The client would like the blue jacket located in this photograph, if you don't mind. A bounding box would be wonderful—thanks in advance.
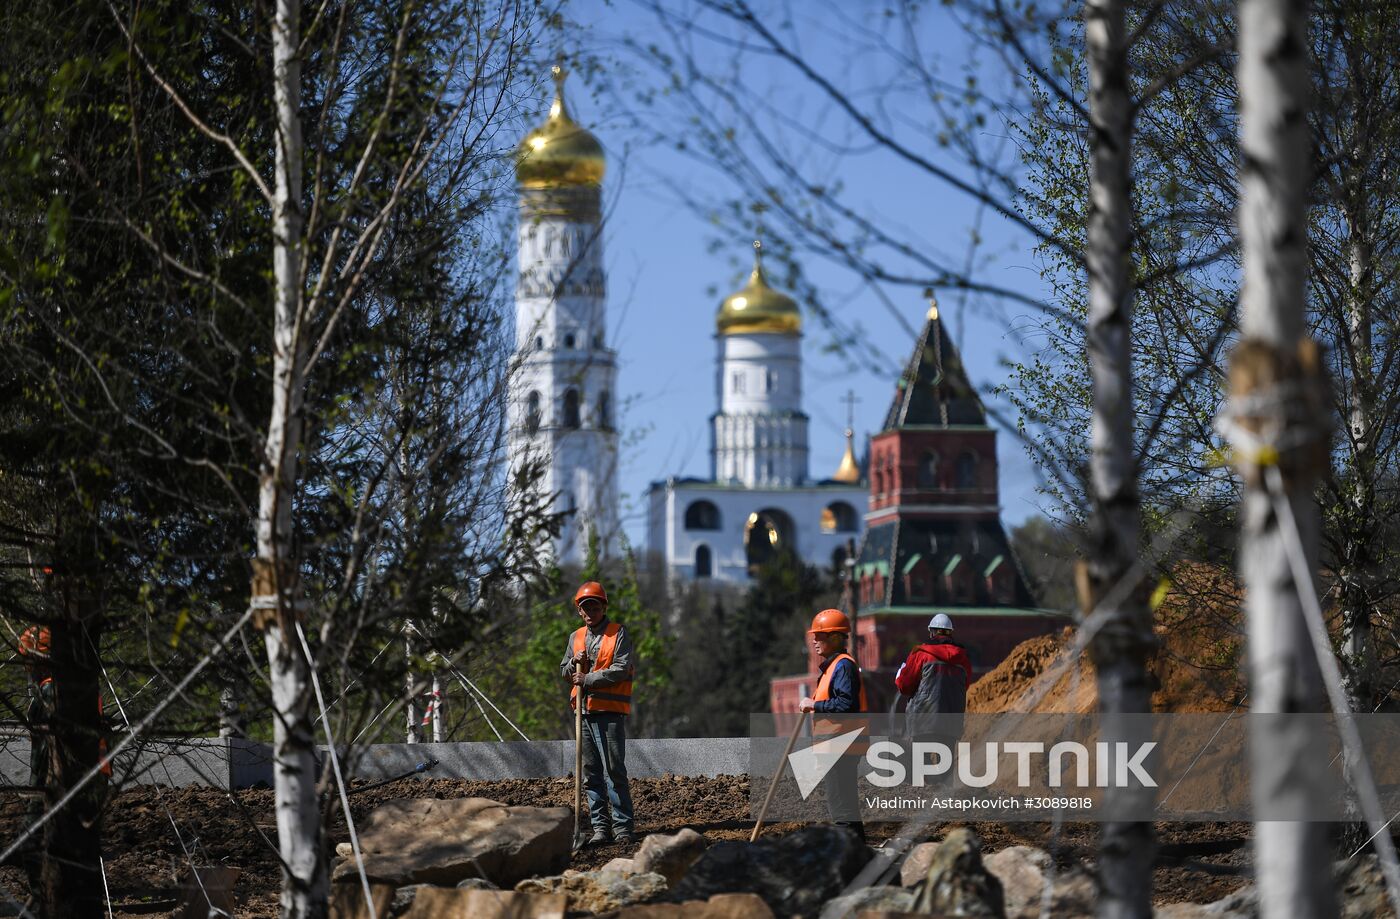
[813,655,862,714]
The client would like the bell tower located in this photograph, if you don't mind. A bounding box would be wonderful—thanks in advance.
[711,241,810,487]
[508,68,619,563]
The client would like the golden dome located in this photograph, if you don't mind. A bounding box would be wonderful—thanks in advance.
[832,429,861,483]
[716,241,801,335]
[516,67,606,189]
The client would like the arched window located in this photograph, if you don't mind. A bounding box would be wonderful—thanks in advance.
[765,369,776,393]
[526,391,541,435]
[745,508,794,572]
[956,451,978,489]
[593,332,604,348]
[597,390,611,430]
[820,501,858,533]
[564,332,576,349]
[563,389,581,429]
[684,500,721,531]
[918,451,940,489]
[534,335,544,351]
[694,545,713,579]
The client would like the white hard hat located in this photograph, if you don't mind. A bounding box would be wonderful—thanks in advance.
[927,613,954,631]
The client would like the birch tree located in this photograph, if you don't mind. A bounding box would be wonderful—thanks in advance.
[0,0,561,913]
[1231,0,1334,915]
[1080,2,1156,915]
[252,1,324,911]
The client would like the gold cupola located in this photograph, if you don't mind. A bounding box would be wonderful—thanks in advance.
[516,66,606,189]
[832,428,861,483]
[716,241,802,335]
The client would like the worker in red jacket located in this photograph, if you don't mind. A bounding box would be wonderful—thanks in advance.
[895,613,972,748]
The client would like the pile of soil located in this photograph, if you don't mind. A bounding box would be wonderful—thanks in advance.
[1,774,1252,917]
[970,563,1246,714]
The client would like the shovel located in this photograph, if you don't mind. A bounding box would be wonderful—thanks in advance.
[750,710,809,842]
[572,658,587,853]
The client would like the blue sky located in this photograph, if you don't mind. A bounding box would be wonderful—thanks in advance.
[553,0,1062,545]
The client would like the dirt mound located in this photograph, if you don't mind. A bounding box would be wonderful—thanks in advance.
[969,564,1245,714]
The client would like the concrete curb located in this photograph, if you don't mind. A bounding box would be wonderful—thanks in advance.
[0,735,751,790]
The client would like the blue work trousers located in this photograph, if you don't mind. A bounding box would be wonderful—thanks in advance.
[581,712,634,834]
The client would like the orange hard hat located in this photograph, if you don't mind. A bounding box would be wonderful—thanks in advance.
[574,581,608,608]
[808,609,850,634]
[18,626,51,659]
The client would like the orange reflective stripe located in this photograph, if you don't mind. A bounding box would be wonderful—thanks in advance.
[570,623,633,715]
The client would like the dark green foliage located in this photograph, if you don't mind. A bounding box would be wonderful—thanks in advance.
[662,549,831,738]
[0,0,561,908]
[487,528,674,741]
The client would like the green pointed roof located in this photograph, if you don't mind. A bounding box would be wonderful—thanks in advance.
[882,297,987,430]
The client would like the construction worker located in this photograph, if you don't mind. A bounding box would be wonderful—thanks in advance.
[560,581,636,846]
[17,625,112,793]
[895,613,972,754]
[798,608,868,843]
[19,626,55,796]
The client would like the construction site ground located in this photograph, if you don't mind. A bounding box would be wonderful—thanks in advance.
[0,596,1287,916]
[0,775,1254,917]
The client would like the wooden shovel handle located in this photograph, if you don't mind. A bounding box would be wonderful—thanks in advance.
[750,711,809,842]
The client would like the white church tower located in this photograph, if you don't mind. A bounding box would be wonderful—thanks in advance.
[712,242,809,486]
[647,242,865,583]
[509,67,618,564]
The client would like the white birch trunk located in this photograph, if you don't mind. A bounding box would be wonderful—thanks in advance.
[431,673,444,743]
[1083,2,1155,916]
[258,1,325,915]
[1341,222,1375,714]
[1236,1,1334,916]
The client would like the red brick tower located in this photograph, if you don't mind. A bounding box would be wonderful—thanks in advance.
[770,299,1067,714]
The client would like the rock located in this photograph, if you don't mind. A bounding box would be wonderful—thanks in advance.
[984,846,1094,918]
[604,857,641,876]
[861,847,901,883]
[337,842,355,860]
[667,825,872,918]
[817,885,916,919]
[389,885,431,918]
[633,829,709,884]
[911,828,1005,918]
[1153,888,1257,919]
[401,887,566,919]
[174,866,240,919]
[331,797,572,889]
[1337,854,1389,919]
[596,892,776,918]
[456,877,501,890]
[898,842,940,887]
[516,869,669,913]
[328,881,394,919]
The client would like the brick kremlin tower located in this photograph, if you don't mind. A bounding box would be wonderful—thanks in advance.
[771,297,1067,713]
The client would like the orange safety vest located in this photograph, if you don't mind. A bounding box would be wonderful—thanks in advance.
[570,622,633,715]
[37,677,112,777]
[812,652,868,739]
